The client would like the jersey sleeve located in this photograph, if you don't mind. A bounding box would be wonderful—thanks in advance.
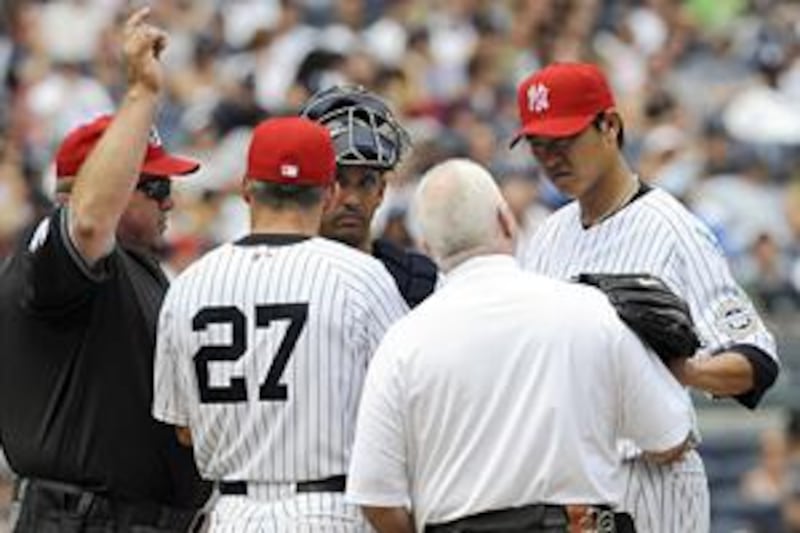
[21,207,112,312]
[615,322,693,452]
[675,217,779,408]
[346,326,410,507]
[152,286,192,427]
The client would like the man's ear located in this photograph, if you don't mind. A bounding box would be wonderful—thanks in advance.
[419,238,433,258]
[322,181,341,212]
[241,180,252,204]
[497,203,517,242]
[601,111,620,143]
[377,170,390,200]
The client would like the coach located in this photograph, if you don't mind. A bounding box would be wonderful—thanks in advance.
[346,159,693,533]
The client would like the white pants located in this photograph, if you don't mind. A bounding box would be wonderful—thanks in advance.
[621,449,710,533]
[208,492,372,533]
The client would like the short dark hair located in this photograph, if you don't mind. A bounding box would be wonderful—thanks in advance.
[246,181,325,209]
[593,112,625,148]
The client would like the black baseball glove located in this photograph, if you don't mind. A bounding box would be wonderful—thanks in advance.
[577,272,701,363]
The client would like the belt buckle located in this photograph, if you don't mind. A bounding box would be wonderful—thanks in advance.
[594,508,615,533]
[566,505,615,533]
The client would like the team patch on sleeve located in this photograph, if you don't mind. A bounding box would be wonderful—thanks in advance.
[714,297,758,339]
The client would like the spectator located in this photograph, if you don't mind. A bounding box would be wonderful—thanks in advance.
[741,428,789,505]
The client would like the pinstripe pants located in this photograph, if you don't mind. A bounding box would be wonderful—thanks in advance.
[621,450,709,533]
[207,493,373,533]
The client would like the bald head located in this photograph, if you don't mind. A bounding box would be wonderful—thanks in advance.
[414,159,516,271]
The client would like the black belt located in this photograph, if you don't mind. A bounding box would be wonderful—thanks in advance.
[16,478,197,530]
[218,474,347,495]
[425,504,570,533]
[425,503,634,533]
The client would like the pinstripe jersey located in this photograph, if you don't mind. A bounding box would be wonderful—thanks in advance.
[522,186,776,371]
[152,234,409,483]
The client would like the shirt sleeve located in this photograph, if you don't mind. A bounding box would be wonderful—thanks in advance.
[22,207,111,313]
[152,286,191,426]
[347,326,410,507]
[675,217,779,407]
[615,323,693,452]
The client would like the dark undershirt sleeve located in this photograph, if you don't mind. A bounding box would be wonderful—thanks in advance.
[721,344,780,409]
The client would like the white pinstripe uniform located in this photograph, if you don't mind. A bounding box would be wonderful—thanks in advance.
[522,185,778,533]
[153,235,408,532]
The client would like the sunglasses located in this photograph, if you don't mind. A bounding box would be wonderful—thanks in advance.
[136,179,171,203]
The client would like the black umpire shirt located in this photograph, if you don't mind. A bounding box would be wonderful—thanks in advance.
[0,207,203,508]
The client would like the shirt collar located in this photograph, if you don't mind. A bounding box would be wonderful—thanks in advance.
[443,254,518,286]
[234,234,311,247]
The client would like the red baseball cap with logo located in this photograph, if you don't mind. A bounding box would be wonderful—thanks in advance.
[55,115,200,179]
[510,62,615,147]
[246,117,336,186]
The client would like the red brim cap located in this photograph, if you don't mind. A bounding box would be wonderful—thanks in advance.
[509,113,596,148]
[510,62,616,149]
[141,145,200,177]
[55,115,201,179]
[246,117,336,186]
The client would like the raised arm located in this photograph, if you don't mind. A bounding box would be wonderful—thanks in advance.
[68,7,167,265]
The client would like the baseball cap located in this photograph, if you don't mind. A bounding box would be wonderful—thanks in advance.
[55,115,200,179]
[246,117,336,186]
[510,62,615,147]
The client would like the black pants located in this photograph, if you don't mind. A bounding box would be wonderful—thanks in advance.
[13,479,199,533]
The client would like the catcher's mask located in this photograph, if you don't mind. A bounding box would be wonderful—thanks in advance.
[300,85,411,170]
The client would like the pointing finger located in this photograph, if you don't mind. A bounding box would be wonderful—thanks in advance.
[125,6,151,31]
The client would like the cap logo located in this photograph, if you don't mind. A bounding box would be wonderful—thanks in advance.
[148,127,163,147]
[280,164,299,178]
[527,82,550,114]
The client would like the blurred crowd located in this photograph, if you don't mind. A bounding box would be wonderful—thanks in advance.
[737,412,800,532]
[2,1,800,530]
[1,0,800,316]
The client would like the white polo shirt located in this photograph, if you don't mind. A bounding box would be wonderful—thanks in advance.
[347,255,692,530]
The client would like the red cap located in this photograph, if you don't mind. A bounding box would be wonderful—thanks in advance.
[510,62,615,147]
[246,117,336,186]
[55,115,200,179]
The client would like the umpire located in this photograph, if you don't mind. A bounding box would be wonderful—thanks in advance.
[300,85,437,307]
[0,9,206,532]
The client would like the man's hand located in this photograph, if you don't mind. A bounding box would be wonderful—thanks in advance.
[361,506,414,533]
[669,351,755,396]
[176,426,193,447]
[667,357,694,386]
[642,435,693,465]
[122,7,168,94]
